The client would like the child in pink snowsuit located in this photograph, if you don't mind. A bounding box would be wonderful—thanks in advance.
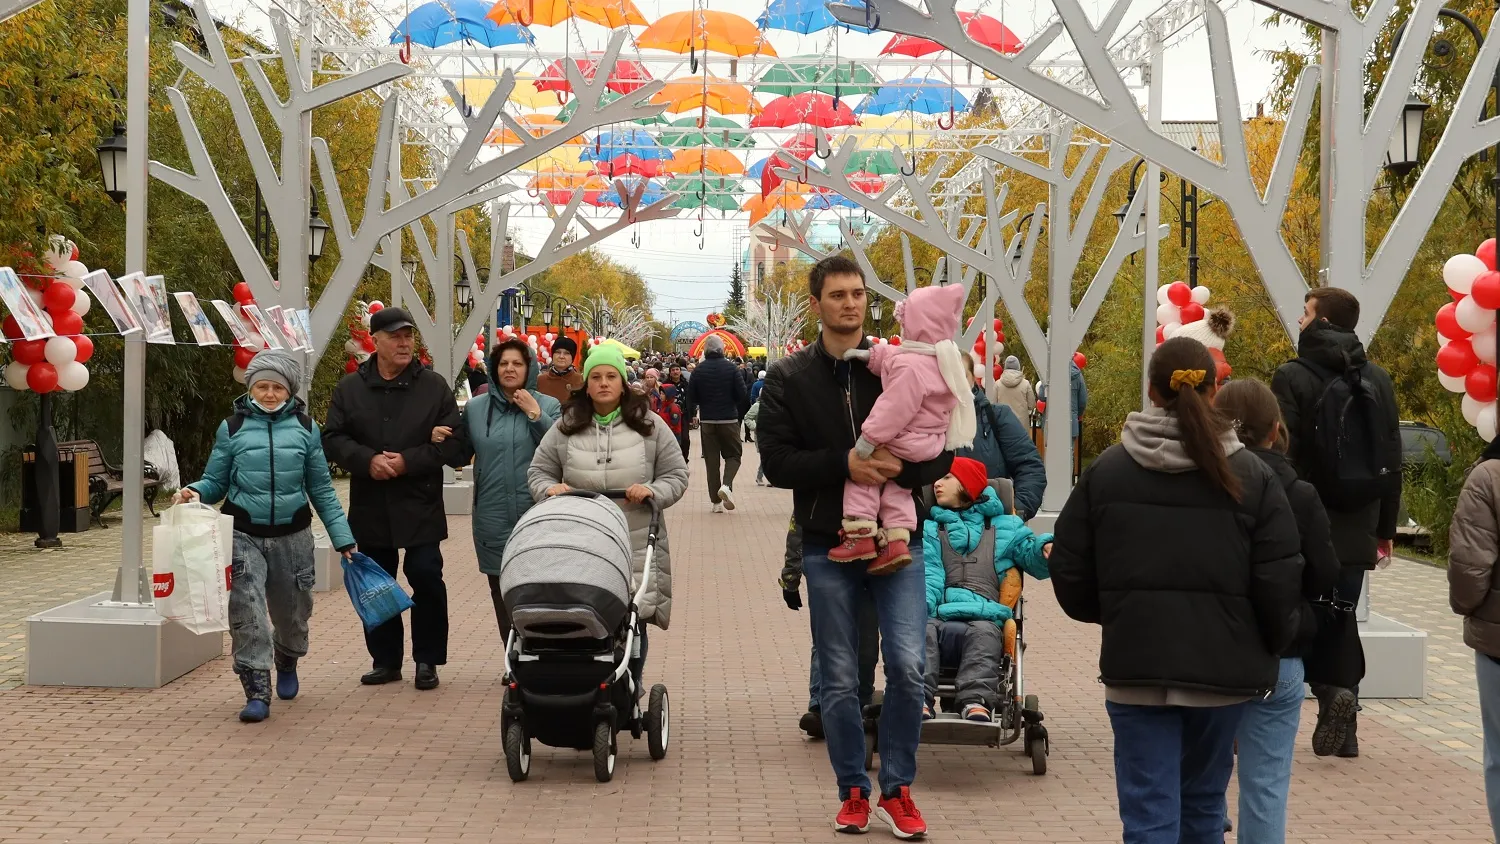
[832,283,976,574]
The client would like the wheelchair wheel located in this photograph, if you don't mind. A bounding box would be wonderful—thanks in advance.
[504,723,531,783]
[593,721,617,782]
[1026,725,1049,776]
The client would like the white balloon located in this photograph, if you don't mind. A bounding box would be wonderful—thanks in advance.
[70,290,91,316]
[56,362,89,392]
[43,336,76,367]
[1477,327,1498,364]
[1481,403,1499,442]
[45,250,68,274]
[3,361,28,391]
[26,287,42,308]
[1446,253,1488,295]
[1163,321,1183,339]
[1190,285,1212,305]
[61,261,88,280]
[1155,285,1171,306]
[232,365,247,384]
[63,274,85,291]
[1155,303,1180,326]
[1439,370,1468,392]
[1464,393,1487,425]
[343,339,360,355]
[1458,294,1497,333]
[361,314,372,329]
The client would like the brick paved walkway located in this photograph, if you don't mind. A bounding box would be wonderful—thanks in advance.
[0,435,1493,842]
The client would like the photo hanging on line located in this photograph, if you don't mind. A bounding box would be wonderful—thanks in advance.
[263,306,304,351]
[0,267,58,340]
[83,270,141,336]
[116,272,173,344]
[240,304,283,350]
[210,300,255,348]
[173,292,221,346]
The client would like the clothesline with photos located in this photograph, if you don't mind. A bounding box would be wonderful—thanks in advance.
[0,266,317,355]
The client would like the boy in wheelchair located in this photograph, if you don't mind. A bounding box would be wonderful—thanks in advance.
[923,457,1052,722]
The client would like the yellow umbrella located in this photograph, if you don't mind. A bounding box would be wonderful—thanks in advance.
[597,338,642,360]
[663,148,744,176]
[488,0,648,27]
[485,114,584,146]
[503,74,557,109]
[652,76,759,116]
[638,10,776,58]
[742,191,806,227]
[523,147,589,172]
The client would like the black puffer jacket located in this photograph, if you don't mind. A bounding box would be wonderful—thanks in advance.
[685,351,749,422]
[1250,447,1342,657]
[1049,415,1304,696]
[758,337,954,546]
[1271,322,1401,570]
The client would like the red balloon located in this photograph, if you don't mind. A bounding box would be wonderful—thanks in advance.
[1035,400,1047,414]
[1,315,21,340]
[233,346,256,368]
[232,282,254,304]
[992,364,1004,380]
[368,302,384,313]
[1469,364,1500,403]
[1166,281,1192,307]
[25,361,57,393]
[1438,339,1481,376]
[361,336,376,353]
[993,318,1003,332]
[1156,325,1166,344]
[50,311,82,337]
[12,339,45,364]
[1476,272,1500,309]
[1438,300,1472,339]
[72,334,94,363]
[1179,302,1206,324]
[1074,351,1088,369]
[42,283,75,312]
[345,358,359,374]
[1480,239,1498,272]
[996,329,1005,343]
[889,335,901,346]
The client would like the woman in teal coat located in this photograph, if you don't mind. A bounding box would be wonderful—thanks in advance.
[441,338,561,641]
[174,349,355,723]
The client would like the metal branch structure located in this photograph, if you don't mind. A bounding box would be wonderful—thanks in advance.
[727,294,808,361]
[575,295,656,349]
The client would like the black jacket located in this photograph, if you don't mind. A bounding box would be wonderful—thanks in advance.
[1049,443,1305,696]
[322,358,463,549]
[1271,322,1402,570]
[1250,447,1342,657]
[757,337,954,547]
[686,351,749,422]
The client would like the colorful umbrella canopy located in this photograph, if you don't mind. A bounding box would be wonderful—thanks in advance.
[528,166,588,190]
[845,149,900,175]
[535,55,653,95]
[663,148,745,176]
[391,0,534,47]
[579,128,673,161]
[657,115,755,149]
[556,92,666,124]
[689,328,747,356]
[807,193,860,210]
[652,77,758,116]
[523,147,589,173]
[543,174,608,206]
[854,78,970,116]
[485,114,583,145]
[742,192,806,227]
[779,130,831,160]
[881,12,1023,57]
[754,57,881,96]
[591,156,666,178]
[845,171,888,194]
[750,92,859,129]
[667,174,745,203]
[598,177,668,208]
[756,0,873,34]
[672,190,743,212]
[747,154,820,181]
[487,0,648,27]
[638,10,777,57]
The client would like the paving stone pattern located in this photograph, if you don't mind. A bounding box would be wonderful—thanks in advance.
[0,435,1492,842]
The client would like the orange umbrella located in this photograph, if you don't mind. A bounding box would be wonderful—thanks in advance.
[485,114,584,145]
[638,10,776,57]
[652,76,759,116]
[742,191,806,227]
[663,148,744,176]
[526,166,586,190]
[488,0,648,27]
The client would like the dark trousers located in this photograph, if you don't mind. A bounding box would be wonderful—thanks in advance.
[677,428,691,460]
[1106,701,1249,844]
[701,422,743,502]
[923,619,1004,709]
[363,544,448,668]
[1334,567,1368,699]
[487,574,509,641]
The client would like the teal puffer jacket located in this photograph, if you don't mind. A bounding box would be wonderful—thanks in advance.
[922,486,1052,623]
[461,361,561,576]
[188,396,356,550]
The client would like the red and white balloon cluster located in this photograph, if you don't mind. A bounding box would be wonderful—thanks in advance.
[864,334,903,347]
[1436,239,1500,441]
[495,325,560,367]
[966,318,1006,378]
[2,242,95,394]
[1154,281,1213,345]
[342,300,383,373]
[784,338,807,355]
[228,282,275,383]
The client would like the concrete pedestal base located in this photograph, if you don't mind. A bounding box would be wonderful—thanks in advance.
[1353,612,1427,699]
[312,537,339,593]
[26,592,223,688]
[444,481,473,515]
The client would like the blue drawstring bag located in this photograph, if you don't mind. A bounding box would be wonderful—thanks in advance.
[342,552,414,631]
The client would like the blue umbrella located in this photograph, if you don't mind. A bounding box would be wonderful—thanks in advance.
[390,0,533,48]
[747,155,821,181]
[757,0,875,34]
[854,78,969,115]
[807,193,860,210]
[580,129,674,162]
[598,177,668,208]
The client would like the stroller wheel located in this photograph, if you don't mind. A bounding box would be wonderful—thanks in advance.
[593,721,617,782]
[647,684,670,760]
[1026,725,1049,776]
[504,723,531,783]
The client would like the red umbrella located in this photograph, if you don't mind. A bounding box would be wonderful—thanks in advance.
[881,12,1023,57]
[535,54,654,95]
[591,156,665,178]
[780,130,829,161]
[759,153,813,197]
[846,171,887,195]
[749,92,860,129]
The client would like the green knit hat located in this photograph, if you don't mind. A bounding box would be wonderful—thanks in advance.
[581,342,629,383]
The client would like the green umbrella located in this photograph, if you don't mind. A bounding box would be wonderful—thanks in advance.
[846,149,901,175]
[557,92,666,125]
[667,175,744,212]
[754,56,880,97]
[657,116,755,149]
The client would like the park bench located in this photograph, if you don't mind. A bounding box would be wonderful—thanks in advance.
[56,439,162,527]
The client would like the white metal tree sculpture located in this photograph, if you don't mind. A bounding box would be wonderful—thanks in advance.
[727,294,808,361]
[151,2,669,358]
[575,295,657,350]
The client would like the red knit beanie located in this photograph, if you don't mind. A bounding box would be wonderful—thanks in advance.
[949,457,989,503]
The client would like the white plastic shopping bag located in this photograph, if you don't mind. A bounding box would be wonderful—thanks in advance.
[152,502,233,634]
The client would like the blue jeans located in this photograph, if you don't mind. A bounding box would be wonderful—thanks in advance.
[804,542,927,800]
[1476,652,1500,842]
[808,585,879,710]
[1106,700,1249,844]
[1234,658,1304,844]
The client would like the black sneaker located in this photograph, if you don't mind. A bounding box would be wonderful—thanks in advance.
[799,708,824,740]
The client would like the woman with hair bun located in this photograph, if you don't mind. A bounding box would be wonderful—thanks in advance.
[1048,337,1304,844]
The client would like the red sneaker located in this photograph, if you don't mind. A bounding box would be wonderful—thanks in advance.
[875,787,927,840]
[828,534,879,563]
[867,539,913,575]
[835,788,871,834]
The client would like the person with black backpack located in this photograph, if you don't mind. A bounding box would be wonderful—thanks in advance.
[956,378,1047,521]
[1271,286,1402,759]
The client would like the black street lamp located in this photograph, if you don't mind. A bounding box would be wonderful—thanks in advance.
[307,189,330,263]
[455,275,472,313]
[401,258,418,287]
[1115,159,1212,287]
[96,122,128,204]
[1386,95,1432,174]
[869,294,884,334]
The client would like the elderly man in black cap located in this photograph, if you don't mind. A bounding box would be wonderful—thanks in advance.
[322,307,463,690]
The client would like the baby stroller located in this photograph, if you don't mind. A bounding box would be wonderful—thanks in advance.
[498,490,669,783]
[864,478,1050,775]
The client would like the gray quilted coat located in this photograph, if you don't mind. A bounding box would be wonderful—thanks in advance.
[527,415,689,628]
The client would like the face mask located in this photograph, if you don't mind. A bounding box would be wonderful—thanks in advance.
[251,396,285,413]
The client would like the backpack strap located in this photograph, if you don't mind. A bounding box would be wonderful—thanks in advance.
[296,412,314,433]
[225,414,246,437]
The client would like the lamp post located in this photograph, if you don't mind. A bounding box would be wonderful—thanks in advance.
[95,123,128,204]
[307,189,330,263]
[454,275,473,314]
[1114,160,1211,287]
[869,294,884,335]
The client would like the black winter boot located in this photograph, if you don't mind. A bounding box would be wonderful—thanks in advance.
[799,707,824,740]
[1336,715,1359,758]
[238,669,271,723]
[1311,685,1356,756]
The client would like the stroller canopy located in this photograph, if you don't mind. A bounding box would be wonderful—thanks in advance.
[500,494,634,638]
